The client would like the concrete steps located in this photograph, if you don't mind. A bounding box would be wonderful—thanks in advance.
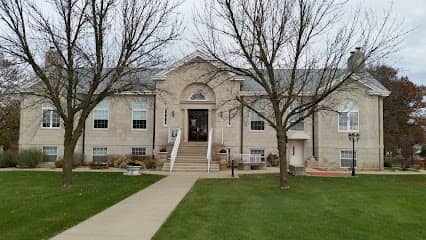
[162,142,219,172]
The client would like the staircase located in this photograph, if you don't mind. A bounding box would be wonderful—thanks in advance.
[162,142,219,172]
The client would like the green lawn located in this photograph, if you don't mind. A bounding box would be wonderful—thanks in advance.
[154,174,426,240]
[0,171,163,240]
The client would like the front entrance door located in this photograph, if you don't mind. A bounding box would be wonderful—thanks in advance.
[188,109,208,141]
[288,141,304,166]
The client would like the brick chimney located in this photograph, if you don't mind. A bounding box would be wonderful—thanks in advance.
[45,47,63,69]
[347,47,365,73]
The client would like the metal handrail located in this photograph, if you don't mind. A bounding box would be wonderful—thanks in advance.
[207,128,213,172]
[240,154,264,164]
[169,128,181,172]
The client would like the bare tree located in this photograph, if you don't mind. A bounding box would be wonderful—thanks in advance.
[0,0,181,187]
[195,0,405,189]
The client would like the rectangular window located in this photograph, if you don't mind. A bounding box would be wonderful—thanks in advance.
[42,146,57,162]
[227,110,232,127]
[94,100,109,129]
[42,103,60,128]
[132,101,147,129]
[250,149,265,161]
[290,119,304,131]
[338,112,359,131]
[164,109,168,127]
[250,101,265,131]
[340,150,357,168]
[93,147,107,162]
[131,147,146,160]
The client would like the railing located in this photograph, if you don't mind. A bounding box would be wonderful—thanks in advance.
[207,128,213,173]
[169,128,181,172]
[240,154,264,164]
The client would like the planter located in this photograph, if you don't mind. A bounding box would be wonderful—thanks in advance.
[124,165,142,176]
[157,152,169,161]
[289,165,306,176]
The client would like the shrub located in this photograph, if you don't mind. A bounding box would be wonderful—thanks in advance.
[0,151,17,168]
[54,153,85,168]
[159,147,167,152]
[113,156,131,168]
[16,149,48,168]
[88,161,109,169]
[143,159,156,169]
[267,153,279,166]
[219,149,227,154]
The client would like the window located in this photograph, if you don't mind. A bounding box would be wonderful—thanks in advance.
[132,101,147,129]
[93,147,107,162]
[250,149,265,161]
[94,100,109,129]
[164,109,168,127]
[338,100,359,132]
[131,147,146,160]
[42,146,57,162]
[340,150,357,168]
[189,91,207,101]
[289,101,304,131]
[226,110,232,127]
[42,103,60,128]
[250,102,265,131]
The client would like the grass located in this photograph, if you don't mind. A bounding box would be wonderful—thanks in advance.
[0,171,163,240]
[154,174,426,240]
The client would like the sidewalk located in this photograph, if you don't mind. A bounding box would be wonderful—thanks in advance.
[50,174,199,240]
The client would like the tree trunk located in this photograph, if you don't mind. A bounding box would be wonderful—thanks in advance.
[62,126,79,187]
[277,129,289,189]
[63,143,75,187]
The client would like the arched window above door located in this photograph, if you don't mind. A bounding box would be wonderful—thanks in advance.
[189,91,207,101]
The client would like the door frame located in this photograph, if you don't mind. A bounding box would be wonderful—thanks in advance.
[187,109,209,142]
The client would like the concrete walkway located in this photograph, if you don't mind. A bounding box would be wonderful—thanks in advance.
[50,174,199,240]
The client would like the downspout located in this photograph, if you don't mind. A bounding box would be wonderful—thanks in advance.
[82,121,86,164]
[312,111,316,160]
[240,97,244,160]
[378,96,381,169]
[152,94,156,159]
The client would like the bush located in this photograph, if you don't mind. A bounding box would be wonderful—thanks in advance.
[54,153,85,168]
[88,161,109,169]
[143,159,156,169]
[0,151,17,168]
[113,156,131,168]
[16,149,48,168]
[267,153,279,166]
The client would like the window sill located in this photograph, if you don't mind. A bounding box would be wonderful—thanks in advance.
[131,128,148,131]
[248,130,265,133]
[41,127,61,130]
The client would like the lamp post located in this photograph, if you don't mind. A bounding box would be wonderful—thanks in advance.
[348,132,360,176]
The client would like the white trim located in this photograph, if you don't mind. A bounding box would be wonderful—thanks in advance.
[152,51,244,81]
[92,147,108,161]
[249,148,266,161]
[93,100,110,130]
[131,100,148,130]
[340,150,358,168]
[42,145,58,162]
[41,102,61,129]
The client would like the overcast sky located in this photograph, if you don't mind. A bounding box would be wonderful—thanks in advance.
[172,0,426,86]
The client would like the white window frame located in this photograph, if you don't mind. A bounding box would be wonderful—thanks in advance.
[131,147,146,160]
[337,100,359,132]
[249,102,265,132]
[340,150,357,168]
[93,100,109,129]
[250,148,266,161]
[42,146,58,162]
[41,103,60,129]
[132,100,148,130]
[92,147,108,162]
